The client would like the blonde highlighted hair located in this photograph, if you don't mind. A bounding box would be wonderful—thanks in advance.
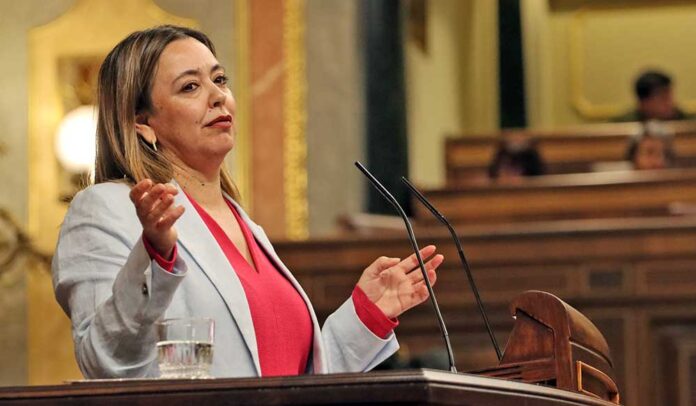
[95,25,240,200]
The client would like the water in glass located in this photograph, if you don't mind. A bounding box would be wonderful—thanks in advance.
[156,318,214,379]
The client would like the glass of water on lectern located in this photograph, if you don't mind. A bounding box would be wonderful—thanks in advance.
[156,317,214,379]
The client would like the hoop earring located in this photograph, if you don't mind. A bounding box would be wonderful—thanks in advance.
[152,140,158,152]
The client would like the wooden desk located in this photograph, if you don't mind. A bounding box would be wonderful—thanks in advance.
[445,121,696,184]
[273,216,696,406]
[0,369,616,405]
[416,169,696,224]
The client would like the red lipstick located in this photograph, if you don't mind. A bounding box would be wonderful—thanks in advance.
[205,115,233,128]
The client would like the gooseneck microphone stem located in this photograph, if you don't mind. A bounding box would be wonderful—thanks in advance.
[402,177,503,362]
[355,162,457,373]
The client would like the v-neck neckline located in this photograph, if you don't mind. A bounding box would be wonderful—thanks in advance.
[185,192,260,273]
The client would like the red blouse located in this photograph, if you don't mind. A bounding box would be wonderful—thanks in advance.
[143,196,397,376]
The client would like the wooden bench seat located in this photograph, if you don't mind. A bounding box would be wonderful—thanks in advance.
[446,121,696,184]
[415,168,696,224]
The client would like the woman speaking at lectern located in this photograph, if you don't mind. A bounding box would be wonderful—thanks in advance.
[52,25,443,379]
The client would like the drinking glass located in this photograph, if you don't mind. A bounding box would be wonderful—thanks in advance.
[156,317,214,379]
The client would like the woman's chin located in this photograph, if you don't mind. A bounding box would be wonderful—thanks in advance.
[206,133,236,154]
[210,143,236,161]
[216,131,236,149]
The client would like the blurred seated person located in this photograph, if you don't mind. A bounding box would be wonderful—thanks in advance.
[614,70,692,122]
[488,131,545,183]
[626,121,675,170]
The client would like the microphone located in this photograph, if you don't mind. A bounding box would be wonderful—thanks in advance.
[354,161,457,373]
[401,177,503,361]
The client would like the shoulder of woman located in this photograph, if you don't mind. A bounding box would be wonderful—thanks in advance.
[67,181,135,222]
[72,181,131,206]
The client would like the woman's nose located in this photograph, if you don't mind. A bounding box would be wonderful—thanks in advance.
[209,84,227,108]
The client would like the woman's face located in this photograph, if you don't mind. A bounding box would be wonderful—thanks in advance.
[142,37,236,174]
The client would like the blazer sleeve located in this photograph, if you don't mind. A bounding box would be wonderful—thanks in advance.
[52,185,188,379]
[321,298,400,373]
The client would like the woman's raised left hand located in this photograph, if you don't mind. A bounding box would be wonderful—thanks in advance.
[357,245,444,319]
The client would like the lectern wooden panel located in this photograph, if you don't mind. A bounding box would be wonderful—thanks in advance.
[0,370,618,405]
[476,291,619,404]
[273,216,696,405]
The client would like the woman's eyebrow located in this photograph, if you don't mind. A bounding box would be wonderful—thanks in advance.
[173,64,225,84]
[173,68,200,84]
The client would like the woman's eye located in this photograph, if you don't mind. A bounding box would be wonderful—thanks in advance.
[215,75,229,86]
[182,82,199,92]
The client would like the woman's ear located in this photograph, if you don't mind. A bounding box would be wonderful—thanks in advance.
[134,115,156,145]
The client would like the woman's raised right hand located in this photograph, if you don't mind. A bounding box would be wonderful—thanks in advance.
[129,179,185,259]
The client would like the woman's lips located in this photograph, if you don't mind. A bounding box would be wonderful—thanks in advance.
[205,115,233,129]
[207,120,233,129]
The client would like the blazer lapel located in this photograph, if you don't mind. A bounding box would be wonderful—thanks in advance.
[173,183,261,375]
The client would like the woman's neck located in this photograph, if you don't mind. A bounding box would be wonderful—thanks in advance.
[170,158,225,209]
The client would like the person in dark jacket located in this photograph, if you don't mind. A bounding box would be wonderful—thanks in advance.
[614,70,692,122]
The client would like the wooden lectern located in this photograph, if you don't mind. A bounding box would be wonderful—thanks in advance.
[476,290,620,404]
[0,290,620,405]
[0,369,619,405]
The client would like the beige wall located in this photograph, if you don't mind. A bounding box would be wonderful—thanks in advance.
[305,0,365,236]
[523,0,696,127]
[404,0,499,188]
[405,0,696,142]
[0,260,28,386]
[0,1,75,227]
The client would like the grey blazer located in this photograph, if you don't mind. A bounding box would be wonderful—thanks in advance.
[52,181,398,379]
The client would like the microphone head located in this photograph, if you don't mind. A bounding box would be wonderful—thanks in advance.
[354,161,370,177]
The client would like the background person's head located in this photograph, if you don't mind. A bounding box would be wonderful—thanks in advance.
[635,70,677,120]
[626,121,675,170]
[95,25,239,198]
[488,131,545,182]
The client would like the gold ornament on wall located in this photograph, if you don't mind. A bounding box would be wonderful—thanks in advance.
[283,0,309,240]
[58,55,102,109]
[407,0,428,54]
[56,56,103,201]
[0,209,51,276]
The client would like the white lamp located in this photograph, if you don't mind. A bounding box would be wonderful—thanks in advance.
[55,105,97,174]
